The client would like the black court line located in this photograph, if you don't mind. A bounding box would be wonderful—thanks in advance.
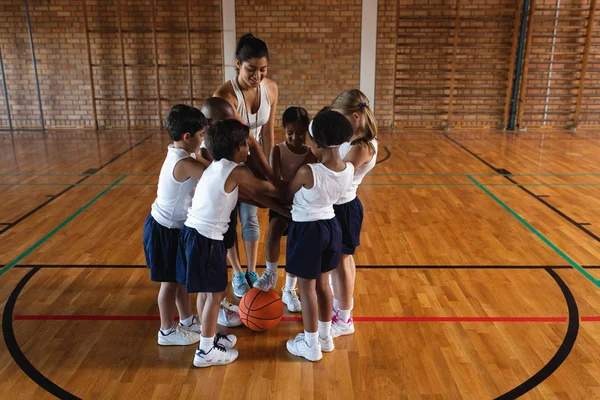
[2,267,81,399]
[444,134,600,244]
[8,264,600,269]
[376,145,391,164]
[495,268,579,399]
[0,133,154,236]
[0,223,11,225]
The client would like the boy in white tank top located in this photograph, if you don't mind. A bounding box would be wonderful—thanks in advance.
[177,119,285,367]
[284,111,354,362]
[143,105,208,347]
[253,107,317,315]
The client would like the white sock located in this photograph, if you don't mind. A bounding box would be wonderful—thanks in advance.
[285,275,297,289]
[199,335,214,352]
[338,309,351,323]
[159,324,175,336]
[318,320,331,338]
[333,298,339,312]
[266,261,278,273]
[304,331,318,346]
[179,315,194,327]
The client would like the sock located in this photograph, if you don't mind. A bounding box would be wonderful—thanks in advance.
[318,320,331,338]
[333,298,339,312]
[179,315,194,327]
[159,324,175,336]
[285,275,297,289]
[266,261,278,273]
[199,335,214,352]
[304,331,318,346]
[338,309,351,323]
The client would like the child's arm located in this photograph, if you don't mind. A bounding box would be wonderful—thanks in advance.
[285,165,314,203]
[248,135,276,182]
[173,157,207,182]
[199,147,214,165]
[343,145,373,170]
[227,166,283,199]
[238,188,290,217]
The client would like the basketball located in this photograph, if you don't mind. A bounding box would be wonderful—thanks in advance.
[239,288,284,332]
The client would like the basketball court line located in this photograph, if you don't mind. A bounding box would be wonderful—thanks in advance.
[6,264,600,269]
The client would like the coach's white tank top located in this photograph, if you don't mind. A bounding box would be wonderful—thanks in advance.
[291,162,354,222]
[184,158,239,240]
[231,77,270,144]
[150,145,199,229]
[336,139,378,205]
[277,142,311,182]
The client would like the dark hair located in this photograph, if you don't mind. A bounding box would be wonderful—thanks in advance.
[310,111,353,148]
[318,106,332,114]
[165,104,208,141]
[282,106,310,129]
[235,33,269,63]
[205,119,249,161]
[201,97,235,122]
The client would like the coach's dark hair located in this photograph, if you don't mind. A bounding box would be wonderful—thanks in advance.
[165,104,208,141]
[236,33,269,63]
[282,106,309,129]
[206,119,250,161]
[310,111,353,148]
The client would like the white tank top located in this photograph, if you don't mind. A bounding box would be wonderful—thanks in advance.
[231,77,270,144]
[184,159,239,240]
[276,142,311,182]
[336,139,378,205]
[291,162,354,222]
[150,145,199,229]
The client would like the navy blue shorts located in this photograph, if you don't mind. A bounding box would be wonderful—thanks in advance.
[269,208,290,236]
[285,218,342,279]
[333,197,364,255]
[223,206,237,250]
[176,226,228,293]
[143,214,180,282]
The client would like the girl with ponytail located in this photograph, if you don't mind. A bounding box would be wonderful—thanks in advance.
[330,89,379,338]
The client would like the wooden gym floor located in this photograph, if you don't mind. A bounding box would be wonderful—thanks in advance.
[1,128,600,399]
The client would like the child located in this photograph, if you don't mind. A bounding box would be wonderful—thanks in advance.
[284,111,354,362]
[177,119,284,367]
[201,96,278,298]
[330,90,379,338]
[253,107,317,315]
[143,104,208,346]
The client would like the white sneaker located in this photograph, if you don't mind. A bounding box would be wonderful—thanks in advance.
[193,343,239,367]
[319,334,334,353]
[218,303,242,327]
[179,315,201,334]
[282,286,302,313]
[215,332,237,349]
[157,325,201,346]
[331,314,355,338]
[286,333,322,362]
[253,270,278,291]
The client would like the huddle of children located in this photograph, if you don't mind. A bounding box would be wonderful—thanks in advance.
[143,89,378,367]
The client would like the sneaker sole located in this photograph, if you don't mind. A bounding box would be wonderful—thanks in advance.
[193,356,238,367]
[158,339,200,346]
[320,344,335,353]
[332,327,355,338]
[286,343,323,362]
[217,319,242,328]
[282,298,302,313]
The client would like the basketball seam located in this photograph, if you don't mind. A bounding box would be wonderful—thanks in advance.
[245,317,266,332]
[238,313,283,321]
[247,297,282,312]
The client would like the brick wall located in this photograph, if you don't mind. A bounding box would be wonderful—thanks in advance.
[374,0,397,128]
[235,0,362,123]
[0,0,221,129]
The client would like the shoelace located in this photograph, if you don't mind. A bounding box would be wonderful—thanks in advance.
[215,333,232,344]
[213,336,227,352]
[222,300,236,311]
[332,310,340,324]
[234,274,246,286]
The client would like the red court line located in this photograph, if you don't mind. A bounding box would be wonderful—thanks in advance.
[581,316,600,322]
[13,315,571,323]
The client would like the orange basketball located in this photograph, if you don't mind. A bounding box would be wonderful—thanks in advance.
[239,288,284,332]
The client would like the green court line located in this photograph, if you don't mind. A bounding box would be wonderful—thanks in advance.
[468,175,600,288]
[0,175,127,278]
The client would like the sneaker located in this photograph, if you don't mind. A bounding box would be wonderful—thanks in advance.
[232,273,251,298]
[179,315,202,334]
[319,334,334,353]
[286,333,322,362]
[221,299,239,313]
[158,325,201,346]
[253,270,278,291]
[246,271,259,286]
[215,332,237,349]
[218,303,242,327]
[331,314,355,338]
[282,286,302,313]
[193,343,239,367]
